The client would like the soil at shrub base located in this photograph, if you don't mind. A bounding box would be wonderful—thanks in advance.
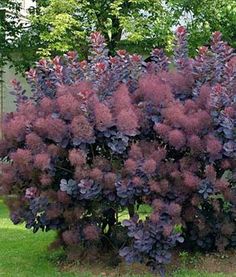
[59,249,236,276]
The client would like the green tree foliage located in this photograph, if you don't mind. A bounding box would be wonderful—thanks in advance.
[169,0,236,53]
[28,0,176,59]
[5,0,236,71]
[0,0,23,66]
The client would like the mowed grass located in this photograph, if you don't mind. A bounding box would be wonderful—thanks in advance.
[0,200,75,277]
[0,199,235,277]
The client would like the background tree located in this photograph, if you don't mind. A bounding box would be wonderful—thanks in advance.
[5,0,236,72]
[26,0,176,59]
[168,0,236,54]
[0,0,23,67]
[0,0,25,125]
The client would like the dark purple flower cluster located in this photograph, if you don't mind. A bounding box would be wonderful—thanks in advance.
[198,179,214,199]
[0,28,236,273]
[120,202,183,273]
[78,179,102,200]
[60,179,78,197]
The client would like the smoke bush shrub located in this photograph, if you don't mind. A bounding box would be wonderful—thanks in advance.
[0,28,236,274]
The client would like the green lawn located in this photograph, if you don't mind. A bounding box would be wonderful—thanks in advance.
[0,200,235,277]
[0,200,73,277]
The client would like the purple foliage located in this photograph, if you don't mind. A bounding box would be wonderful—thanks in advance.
[0,27,236,274]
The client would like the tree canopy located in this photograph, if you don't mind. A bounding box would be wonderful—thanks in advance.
[169,0,236,52]
[28,0,175,59]
[3,0,236,72]
[0,0,23,66]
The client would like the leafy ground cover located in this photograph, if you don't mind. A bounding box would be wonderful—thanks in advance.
[1,200,236,277]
